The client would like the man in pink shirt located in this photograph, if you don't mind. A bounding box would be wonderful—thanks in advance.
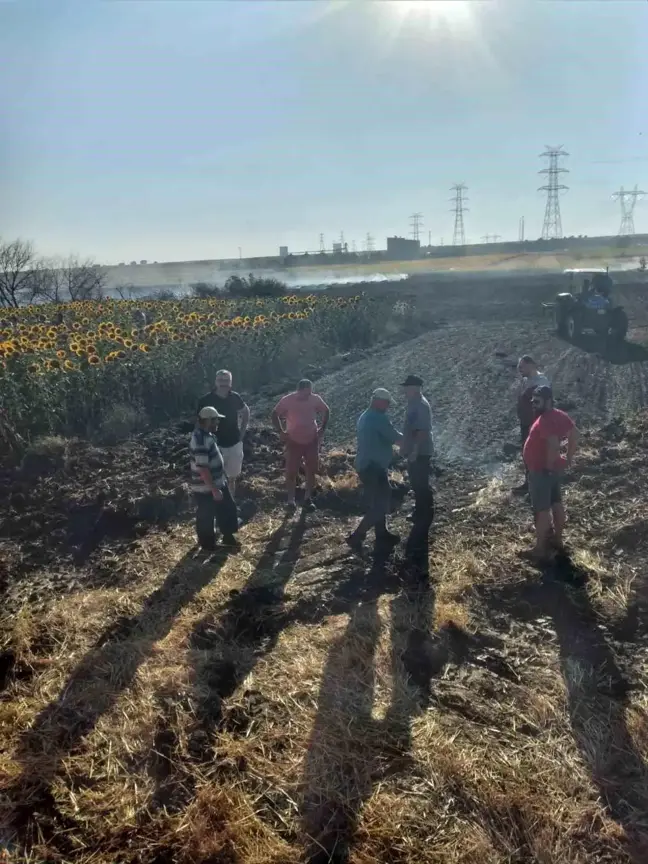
[272,379,330,512]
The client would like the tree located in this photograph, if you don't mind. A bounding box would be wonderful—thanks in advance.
[37,255,106,303]
[0,238,40,307]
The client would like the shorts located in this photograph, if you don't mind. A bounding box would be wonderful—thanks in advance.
[528,471,562,513]
[285,438,319,475]
[221,441,244,479]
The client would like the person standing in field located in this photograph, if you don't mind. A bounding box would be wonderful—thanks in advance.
[516,355,551,492]
[346,388,402,555]
[523,386,579,562]
[400,374,435,530]
[272,379,330,513]
[197,370,250,497]
[189,406,240,551]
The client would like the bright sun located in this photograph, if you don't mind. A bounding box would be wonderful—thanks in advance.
[389,0,472,26]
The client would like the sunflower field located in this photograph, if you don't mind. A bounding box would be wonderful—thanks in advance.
[0,292,383,439]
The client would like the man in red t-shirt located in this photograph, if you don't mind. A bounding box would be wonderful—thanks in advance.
[272,379,330,513]
[522,386,579,560]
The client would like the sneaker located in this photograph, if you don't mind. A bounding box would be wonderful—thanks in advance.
[345,534,365,556]
[302,499,316,513]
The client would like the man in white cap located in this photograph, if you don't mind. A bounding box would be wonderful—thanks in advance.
[346,388,403,554]
[189,406,240,551]
[197,369,250,497]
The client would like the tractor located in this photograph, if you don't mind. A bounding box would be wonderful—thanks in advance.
[546,268,628,342]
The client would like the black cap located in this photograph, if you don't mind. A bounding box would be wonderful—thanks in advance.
[534,385,553,400]
[401,374,423,387]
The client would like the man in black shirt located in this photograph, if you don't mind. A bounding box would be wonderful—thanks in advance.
[197,369,250,496]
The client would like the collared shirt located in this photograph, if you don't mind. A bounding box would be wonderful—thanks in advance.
[189,427,226,493]
[356,408,402,472]
[402,395,434,458]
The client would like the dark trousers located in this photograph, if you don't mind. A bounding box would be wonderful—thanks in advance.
[407,455,434,529]
[351,463,392,540]
[194,487,238,549]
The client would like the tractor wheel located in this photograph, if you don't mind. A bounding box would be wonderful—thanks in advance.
[566,314,580,340]
[610,310,628,341]
[555,309,568,337]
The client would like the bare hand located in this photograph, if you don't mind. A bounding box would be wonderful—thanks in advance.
[211,487,223,501]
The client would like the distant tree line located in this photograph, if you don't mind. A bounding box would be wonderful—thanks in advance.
[0,238,106,308]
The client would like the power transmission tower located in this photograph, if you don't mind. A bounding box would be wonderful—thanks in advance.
[409,212,423,242]
[538,146,569,239]
[518,216,525,242]
[481,234,491,243]
[450,184,468,246]
[319,233,325,252]
[365,232,375,253]
[351,240,357,253]
[339,231,345,248]
[612,185,646,236]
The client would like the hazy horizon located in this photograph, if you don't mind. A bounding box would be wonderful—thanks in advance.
[1,0,646,264]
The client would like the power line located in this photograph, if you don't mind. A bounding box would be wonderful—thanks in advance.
[538,145,569,239]
[409,212,423,242]
[612,185,646,236]
[450,184,468,246]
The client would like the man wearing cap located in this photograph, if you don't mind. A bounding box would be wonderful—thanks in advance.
[401,375,435,529]
[523,386,579,561]
[346,388,402,554]
[197,370,250,498]
[189,406,240,551]
[272,379,330,512]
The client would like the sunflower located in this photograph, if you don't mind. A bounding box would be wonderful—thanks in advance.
[64,359,77,371]
[28,362,40,373]
[56,349,66,359]
[139,343,150,353]
[88,354,101,365]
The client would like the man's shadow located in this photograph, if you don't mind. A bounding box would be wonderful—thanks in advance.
[479,556,648,860]
[300,530,435,864]
[147,514,309,810]
[8,544,233,838]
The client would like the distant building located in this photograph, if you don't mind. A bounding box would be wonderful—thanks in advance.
[387,237,421,260]
[279,246,288,258]
[332,242,342,254]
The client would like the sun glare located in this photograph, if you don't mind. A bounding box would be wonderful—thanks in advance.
[389,0,472,27]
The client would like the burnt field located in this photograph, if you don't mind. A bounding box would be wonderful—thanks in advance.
[1,271,648,864]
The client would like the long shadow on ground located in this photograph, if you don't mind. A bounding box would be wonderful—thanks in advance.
[300,532,434,864]
[478,557,648,862]
[5,544,232,850]
[154,515,310,810]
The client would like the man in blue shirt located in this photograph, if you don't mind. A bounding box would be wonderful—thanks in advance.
[346,388,403,554]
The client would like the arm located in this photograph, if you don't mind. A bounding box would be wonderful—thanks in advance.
[566,427,579,467]
[272,398,287,437]
[317,399,330,436]
[193,441,223,500]
[238,401,250,438]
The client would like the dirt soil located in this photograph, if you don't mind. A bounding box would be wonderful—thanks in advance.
[1,275,648,863]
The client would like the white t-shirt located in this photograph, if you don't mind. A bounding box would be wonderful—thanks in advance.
[521,372,550,395]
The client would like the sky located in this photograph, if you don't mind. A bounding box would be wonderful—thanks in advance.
[1,0,647,264]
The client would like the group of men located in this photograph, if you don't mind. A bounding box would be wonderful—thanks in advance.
[189,371,434,555]
[189,358,579,565]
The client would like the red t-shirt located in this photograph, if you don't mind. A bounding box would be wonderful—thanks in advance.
[523,408,574,473]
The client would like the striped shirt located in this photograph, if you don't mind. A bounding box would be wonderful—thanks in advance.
[189,427,226,494]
